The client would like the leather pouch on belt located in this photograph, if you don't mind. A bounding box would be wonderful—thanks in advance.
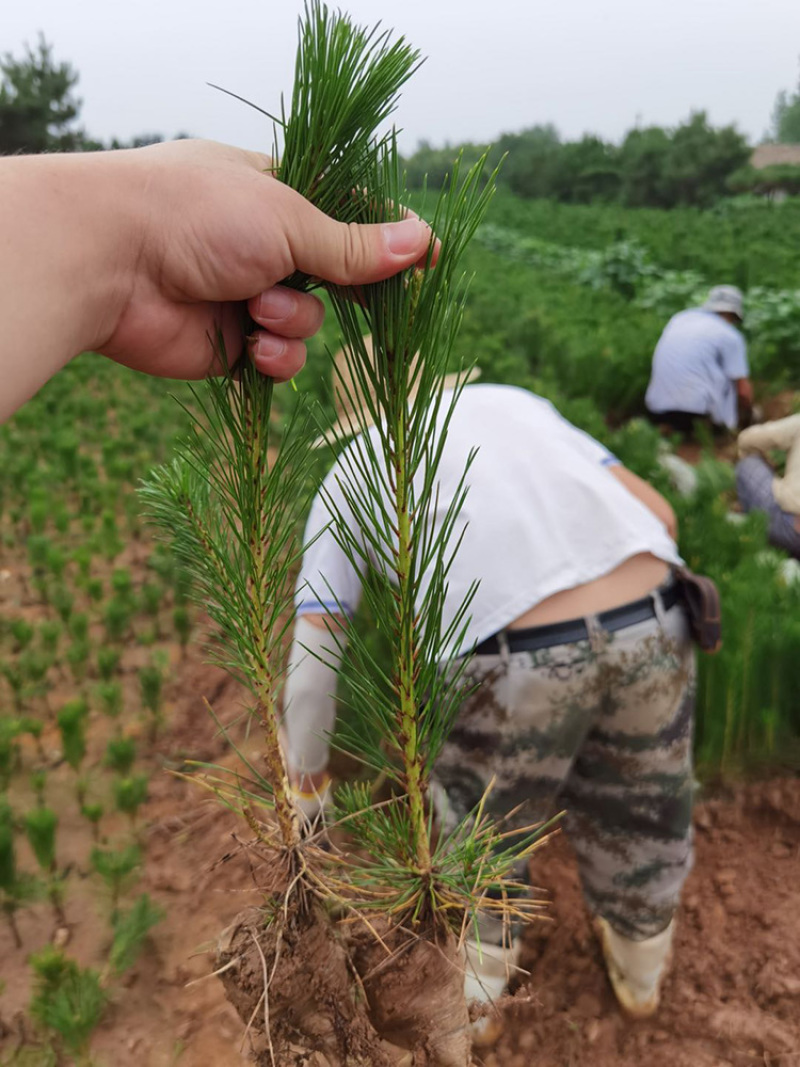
[675,566,722,654]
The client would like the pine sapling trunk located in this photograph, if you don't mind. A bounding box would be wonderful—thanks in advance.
[393,402,431,876]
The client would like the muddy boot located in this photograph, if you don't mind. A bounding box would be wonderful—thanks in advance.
[594,917,674,1019]
[464,937,521,1047]
[291,774,332,827]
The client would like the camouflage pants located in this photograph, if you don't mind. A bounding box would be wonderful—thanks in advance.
[434,594,696,942]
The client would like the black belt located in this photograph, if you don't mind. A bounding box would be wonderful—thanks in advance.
[473,583,681,657]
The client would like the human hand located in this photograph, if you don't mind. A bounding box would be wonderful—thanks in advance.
[101,139,436,383]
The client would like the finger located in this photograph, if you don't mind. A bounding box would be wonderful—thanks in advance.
[248,333,307,382]
[248,286,325,339]
[285,191,437,286]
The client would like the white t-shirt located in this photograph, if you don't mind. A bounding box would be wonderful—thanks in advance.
[296,385,681,657]
[645,308,749,430]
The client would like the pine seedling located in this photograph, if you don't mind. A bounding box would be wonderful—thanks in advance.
[29,947,107,1063]
[66,640,91,683]
[96,680,123,719]
[0,799,39,948]
[90,844,141,918]
[44,545,66,583]
[30,769,47,807]
[9,618,34,651]
[49,585,73,624]
[86,577,104,603]
[140,582,163,634]
[105,736,136,776]
[172,606,192,657]
[110,568,133,601]
[97,509,123,560]
[81,802,104,842]
[57,699,88,773]
[68,613,89,644]
[24,806,66,926]
[96,647,120,682]
[0,717,23,787]
[138,661,163,739]
[107,893,163,976]
[27,534,51,578]
[103,596,132,642]
[39,620,62,657]
[113,773,149,827]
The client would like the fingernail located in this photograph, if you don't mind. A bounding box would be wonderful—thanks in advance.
[257,288,295,321]
[383,218,428,257]
[252,335,287,363]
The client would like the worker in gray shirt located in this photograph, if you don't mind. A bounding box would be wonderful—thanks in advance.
[645,286,752,435]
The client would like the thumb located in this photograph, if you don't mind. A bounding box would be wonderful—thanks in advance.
[287,198,436,286]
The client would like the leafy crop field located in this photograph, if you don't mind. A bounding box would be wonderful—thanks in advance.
[2,193,800,1064]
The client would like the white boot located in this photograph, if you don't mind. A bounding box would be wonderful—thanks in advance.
[463,937,521,1045]
[594,917,674,1019]
[290,775,332,829]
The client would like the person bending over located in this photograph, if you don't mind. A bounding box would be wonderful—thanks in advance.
[645,285,752,436]
[283,366,695,1025]
[737,413,800,558]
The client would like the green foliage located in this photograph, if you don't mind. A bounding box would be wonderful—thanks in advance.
[138,662,163,716]
[103,595,132,641]
[0,36,86,155]
[0,799,16,891]
[90,844,141,913]
[29,947,107,1058]
[105,736,136,775]
[97,646,120,681]
[24,806,57,872]
[108,893,163,975]
[172,606,192,650]
[771,81,800,143]
[96,680,123,719]
[729,164,800,198]
[404,112,749,209]
[56,699,87,772]
[9,619,34,651]
[113,773,149,822]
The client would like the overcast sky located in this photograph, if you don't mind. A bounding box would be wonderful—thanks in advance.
[5,0,800,153]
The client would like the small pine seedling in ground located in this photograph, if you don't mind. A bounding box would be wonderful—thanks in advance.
[29,946,107,1063]
[108,893,164,976]
[24,806,66,926]
[91,844,141,919]
[113,774,149,828]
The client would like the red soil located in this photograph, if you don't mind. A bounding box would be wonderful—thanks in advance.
[2,644,799,1066]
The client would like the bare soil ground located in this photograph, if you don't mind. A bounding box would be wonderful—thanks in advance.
[3,635,799,1067]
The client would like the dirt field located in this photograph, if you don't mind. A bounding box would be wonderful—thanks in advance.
[2,629,799,1067]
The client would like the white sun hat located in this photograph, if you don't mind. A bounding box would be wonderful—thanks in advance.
[703,285,744,321]
[313,335,481,448]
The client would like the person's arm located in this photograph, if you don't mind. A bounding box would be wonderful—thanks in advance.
[739,414,800,457]
[283,612,345,799]
[609,465,678,541]
[736,378,754,409]
[0,140,436,421]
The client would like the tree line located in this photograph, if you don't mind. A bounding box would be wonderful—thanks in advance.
[0,36,186,155]
[5,34,800,210]
[404,116,755,210]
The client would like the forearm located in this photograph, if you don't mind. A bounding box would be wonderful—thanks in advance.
[0,152,137,420]
[282,614,345,782]
[610,465,677,541]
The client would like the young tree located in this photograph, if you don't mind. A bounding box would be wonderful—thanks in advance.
[0,35,87,155]
[770,62,800,144]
